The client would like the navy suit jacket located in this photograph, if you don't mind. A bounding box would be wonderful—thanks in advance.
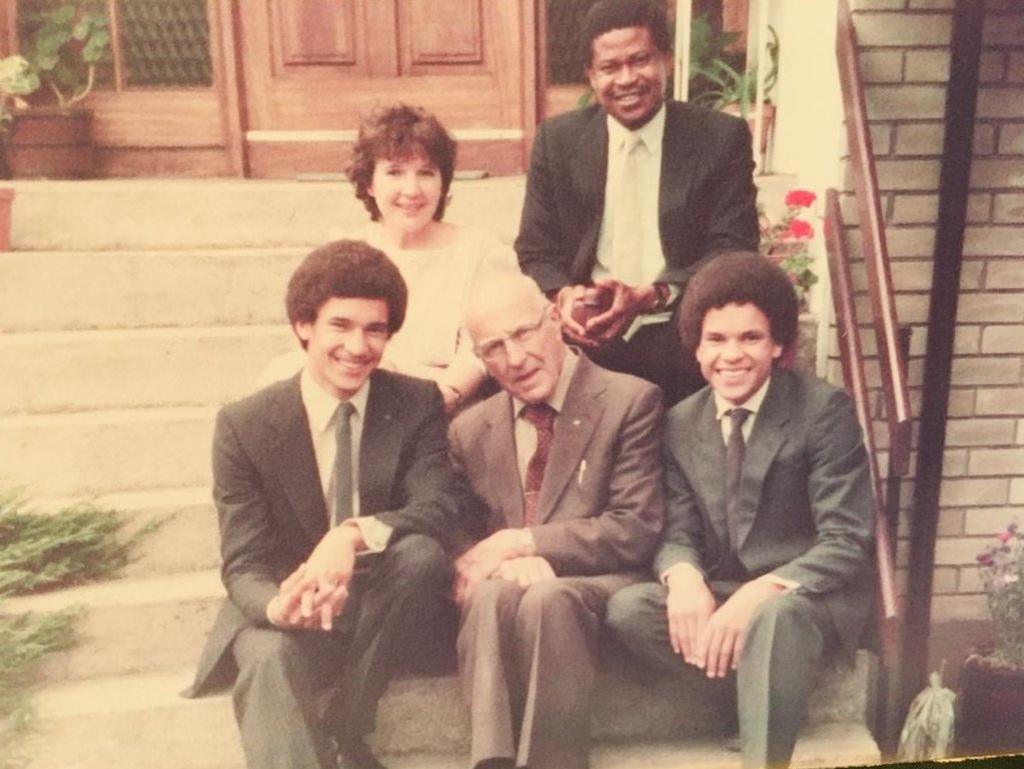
[186,369,461,696]
[515,100,759,295]
[655,370,876,654]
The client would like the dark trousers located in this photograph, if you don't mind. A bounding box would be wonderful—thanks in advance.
[606,582,839,769]
[230,534,452,769]
[584,318,703,408]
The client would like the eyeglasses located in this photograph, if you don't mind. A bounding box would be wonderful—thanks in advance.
[473,307,550,364]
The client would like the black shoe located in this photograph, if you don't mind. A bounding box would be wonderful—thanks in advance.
[336,739,387,769]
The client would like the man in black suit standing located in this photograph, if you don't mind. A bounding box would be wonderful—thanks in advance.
[516,0,759,405]
[185,240,460,769]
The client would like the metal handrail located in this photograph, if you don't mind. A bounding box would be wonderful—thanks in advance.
[825,190,899,664]
[836,0,913,476]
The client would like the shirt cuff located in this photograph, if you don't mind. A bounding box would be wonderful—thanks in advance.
[764,573,801,593]
[344,516,393,554]
[660,561,704,587]
[519,528,536,557]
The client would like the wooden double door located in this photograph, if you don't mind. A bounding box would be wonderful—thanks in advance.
[236,0,536,177]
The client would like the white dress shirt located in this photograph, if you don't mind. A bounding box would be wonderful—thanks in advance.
[300,367,392,552]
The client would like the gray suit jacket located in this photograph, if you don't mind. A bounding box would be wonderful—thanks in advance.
[655,369,876,654]
[448,356,664,590]
[515,100,759,296]
[186,369,461,696]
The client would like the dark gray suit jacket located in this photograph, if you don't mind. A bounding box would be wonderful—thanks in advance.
[515,100,759,296]
[186,369,461,696]
[448,356,664,591]
[655,369,876,654]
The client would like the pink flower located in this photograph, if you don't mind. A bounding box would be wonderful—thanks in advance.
[785,189,816,208]
[998,531,1013,543]
[786,219,814,240]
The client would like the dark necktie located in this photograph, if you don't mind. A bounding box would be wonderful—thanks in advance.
[333,401,356,527]
[724,407,752,547]
[521,403,557,527]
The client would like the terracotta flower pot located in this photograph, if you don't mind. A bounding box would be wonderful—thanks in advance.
[0,188,13,251]
[5,107,95,179]
[957,653,1024,756]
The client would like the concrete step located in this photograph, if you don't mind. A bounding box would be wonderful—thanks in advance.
[0,248,305,332]
[20,666,878,769]
[8,177,525,252]
[34,487,219,578]
[3,570,222,683]
[0,407,214,498]
[1,325,295,414]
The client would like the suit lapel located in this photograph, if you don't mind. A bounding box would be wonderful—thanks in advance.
[735,375,792,549]
[359,371,402,515]
[658,102,699,266]
[270,376,329,543]
[535,358,603,524]
[483,392,526,528]
[688,392,730,556]
[571,108,609,280]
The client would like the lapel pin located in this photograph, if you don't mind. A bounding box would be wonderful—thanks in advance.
[573,419,581,427]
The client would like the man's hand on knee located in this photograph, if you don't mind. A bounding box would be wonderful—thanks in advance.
[695,576,786,678]
[266,563,324,630]
[665,567,715,667]
[496,556,555,588]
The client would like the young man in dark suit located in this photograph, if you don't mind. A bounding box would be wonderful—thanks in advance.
[516,0,759,405]
[606,253,876,769]
[185,240,461,769]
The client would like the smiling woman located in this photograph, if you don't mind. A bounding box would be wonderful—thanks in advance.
[255,104,518,411]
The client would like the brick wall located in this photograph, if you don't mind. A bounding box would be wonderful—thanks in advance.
[845,0,1024,623]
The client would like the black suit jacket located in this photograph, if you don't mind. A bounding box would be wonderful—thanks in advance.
[186,369,461,696]
[655,370,876,654]
[515,100,759,295]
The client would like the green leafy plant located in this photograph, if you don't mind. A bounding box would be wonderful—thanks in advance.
[0,55,40,131]
[18,1,110,110]
[691,25,778,117]
[975,522,1024,668]
[759,189,819,310]
[0,490,161,767]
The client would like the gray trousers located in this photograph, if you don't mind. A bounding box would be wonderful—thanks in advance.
[458,576,625,769]
[606,582,838,769]
[230,534,452,769]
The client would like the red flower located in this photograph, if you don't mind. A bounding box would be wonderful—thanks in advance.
[786,219,814,239]
[785,189,816,208]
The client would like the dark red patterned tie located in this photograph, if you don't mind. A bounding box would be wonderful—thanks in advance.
[521,403,557,526]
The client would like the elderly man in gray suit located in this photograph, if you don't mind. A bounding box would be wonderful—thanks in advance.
[606,253,876,769]
[185,240,462,769]
[448,271,664,769]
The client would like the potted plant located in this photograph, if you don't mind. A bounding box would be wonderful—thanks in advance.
[959,522,1024,756]
[0,55,37,245]
[759,188,819,313]
[3,1,110,178]
[691,24,779,161]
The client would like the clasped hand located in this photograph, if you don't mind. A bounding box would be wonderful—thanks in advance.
[453,528,551,606]
[555,279,657,346]
[666,572,785,678]
[266,526,360,631]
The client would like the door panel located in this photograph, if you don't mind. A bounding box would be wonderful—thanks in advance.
[241,0,528,131]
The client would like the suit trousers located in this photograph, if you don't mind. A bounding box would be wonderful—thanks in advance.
[458,577,611,769]
[606,582,839,769]
[584,319,703,408]
[230,533,451,769]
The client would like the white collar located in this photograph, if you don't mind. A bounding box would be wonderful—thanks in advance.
[300,366,371,434]
[713,375,772,422]
[513,346,579,418]
[606,101,666,156]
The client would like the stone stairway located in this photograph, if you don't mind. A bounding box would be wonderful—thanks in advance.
[0,175,879,769]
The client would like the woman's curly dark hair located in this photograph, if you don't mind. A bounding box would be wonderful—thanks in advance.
[677,251,799,355]
[347,104,457,222]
